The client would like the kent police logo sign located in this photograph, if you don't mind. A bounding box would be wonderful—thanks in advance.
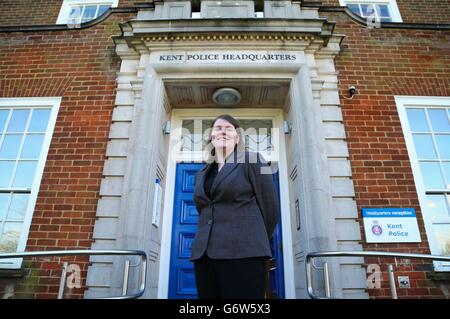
[371,223,383,236]
[362,208,421,243]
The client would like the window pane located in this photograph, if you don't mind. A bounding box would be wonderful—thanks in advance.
[360,4,375,17]
[181,119,213,151]
[435,135,450,159]
[419,162,445,189]
[0,109,9,132]
[347,4,360,15]
[239,119,274,152]
[0,193,10,221]
[433,225,450,256]
[425,195,449,222]
[0,134,23,159]
[7,193,29,221]
[443,162,450,189]
[412,134,437,159]
[0,222,22,253]
[20,134,45,159]
[97,5,110,16]
[12,161,37,189]
[6,109,30,132]
[377,4,390,17]
[69,6,82,19]
[28,109,51,132]
[0,161,15,188]
[428,109,450,133]
[406,109,429,132]
[82,5,97,21]
[380,17,392,22]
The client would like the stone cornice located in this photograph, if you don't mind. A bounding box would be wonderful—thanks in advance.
[119,18,335,40]
[112,17,344,56]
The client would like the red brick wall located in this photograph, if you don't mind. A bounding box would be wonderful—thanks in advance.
[397,0,450,23]
[0,0,138,26]
[0,11,136,299]
[319,0,450,24]
[327,11,450,298]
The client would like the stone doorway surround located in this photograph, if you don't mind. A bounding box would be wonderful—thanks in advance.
[84,1,368,299]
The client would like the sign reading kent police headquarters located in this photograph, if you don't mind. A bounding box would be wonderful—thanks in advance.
[153,51,302,64]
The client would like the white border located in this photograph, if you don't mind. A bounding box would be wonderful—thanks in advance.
[0,97,61,269]
[339,0,403,22]
[157,108,296,298]
[56,0,119,24]
[395,95,450,271]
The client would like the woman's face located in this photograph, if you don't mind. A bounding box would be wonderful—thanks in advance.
[210,118,239,151]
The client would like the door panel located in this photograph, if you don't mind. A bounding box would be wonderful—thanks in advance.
[168,164,199,298]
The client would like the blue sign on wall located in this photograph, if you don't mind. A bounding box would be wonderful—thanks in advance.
[362,208,421,243]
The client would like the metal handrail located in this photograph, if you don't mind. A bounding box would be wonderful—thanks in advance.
[306,251,450,299]
[0,249,147,299]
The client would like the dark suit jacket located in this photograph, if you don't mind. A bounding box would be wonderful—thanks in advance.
[190,151,279,261]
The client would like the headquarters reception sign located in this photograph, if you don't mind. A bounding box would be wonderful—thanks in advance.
[362,208,421,243]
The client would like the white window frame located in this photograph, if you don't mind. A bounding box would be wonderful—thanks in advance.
[0,97,61,269]
[56,0,119,25]
[396,96,450,272]
[339,0,403,22]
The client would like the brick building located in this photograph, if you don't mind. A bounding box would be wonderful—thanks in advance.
[0,0,449,299]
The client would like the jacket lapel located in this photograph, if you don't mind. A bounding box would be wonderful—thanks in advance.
[210,151,245,196]
[197,164,212,201]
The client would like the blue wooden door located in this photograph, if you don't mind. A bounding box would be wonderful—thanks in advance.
[168,163,284,299]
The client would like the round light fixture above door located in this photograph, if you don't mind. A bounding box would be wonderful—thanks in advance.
[212,88,241,106]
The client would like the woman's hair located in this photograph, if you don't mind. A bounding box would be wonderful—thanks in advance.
[204,114,245,162]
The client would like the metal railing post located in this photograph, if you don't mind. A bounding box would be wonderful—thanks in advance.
[122,260,130,297]
[306,258,314,298]
[388,264,397,299]
[139,255,147,298]
[58,262,68,299]
[323,262,331,298]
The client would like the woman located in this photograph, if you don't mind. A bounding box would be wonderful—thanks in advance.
[190,114,279,299]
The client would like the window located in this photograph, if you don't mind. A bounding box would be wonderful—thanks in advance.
[56,0,118,25]
[180,119,274,152]
[0,98,60,269]
[339,0,402,23]
[173,114,280,164]
[396,96,450,271]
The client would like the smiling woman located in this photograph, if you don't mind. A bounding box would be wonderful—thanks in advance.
[190,114,280,299]
[205,114,244,166]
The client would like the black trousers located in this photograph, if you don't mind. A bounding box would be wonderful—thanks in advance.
[193,254,267,299]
